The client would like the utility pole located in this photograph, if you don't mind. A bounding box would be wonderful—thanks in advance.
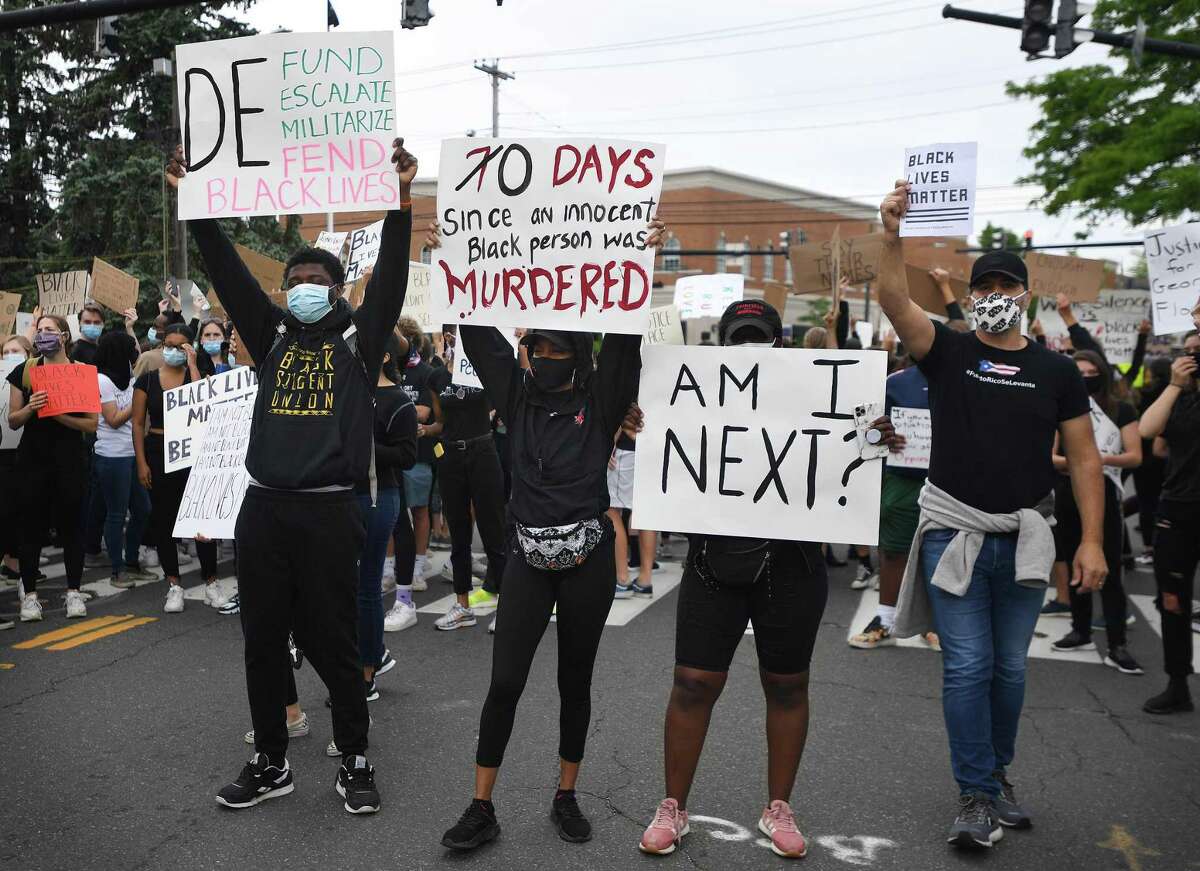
[474,60,513,136]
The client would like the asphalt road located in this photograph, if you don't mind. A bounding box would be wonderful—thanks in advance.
[2,540,1197,871]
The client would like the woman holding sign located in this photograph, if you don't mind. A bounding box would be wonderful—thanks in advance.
[6,314,98,622]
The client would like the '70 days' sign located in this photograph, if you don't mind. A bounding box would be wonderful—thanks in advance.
[175,31,398,220]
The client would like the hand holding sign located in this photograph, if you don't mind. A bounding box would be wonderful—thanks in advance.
[880,180,909,238]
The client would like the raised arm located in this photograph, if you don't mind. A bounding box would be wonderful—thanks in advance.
[1139,355,1195,439]
[878,181,935,360]
[1121,321,1150,386]
[460,326,523,425]
[594,333,643,441]
[1058,294,1106,361]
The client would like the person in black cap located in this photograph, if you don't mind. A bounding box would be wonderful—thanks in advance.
[424,217,666,851]
[875,180,1105,849]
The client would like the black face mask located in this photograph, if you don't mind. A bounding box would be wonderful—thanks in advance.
[530,355,575,391]
[1083,374,1104,395]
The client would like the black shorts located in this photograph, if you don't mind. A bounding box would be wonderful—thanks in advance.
[674,540,828,675]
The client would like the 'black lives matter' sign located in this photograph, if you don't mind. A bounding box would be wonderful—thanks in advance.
[900,142,977,238]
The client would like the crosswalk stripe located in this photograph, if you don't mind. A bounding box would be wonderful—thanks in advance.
[44,617,157,651]
[12,615,138,650]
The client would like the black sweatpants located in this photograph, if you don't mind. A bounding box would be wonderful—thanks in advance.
[1060,477,1129,646]
[1133,452,1166,548]
[236,487,368,761]
[19,442,86,593]
[476,527,616,768]
[1154,499,1200,679]
[145,435,216,579]
[437,440,508,595]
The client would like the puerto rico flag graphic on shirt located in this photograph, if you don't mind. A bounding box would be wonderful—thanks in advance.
[978,360,1021,377]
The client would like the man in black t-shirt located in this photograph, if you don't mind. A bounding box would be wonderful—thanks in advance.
[877,180,1106,849]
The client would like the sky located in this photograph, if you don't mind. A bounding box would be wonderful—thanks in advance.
[239,0,1151,268]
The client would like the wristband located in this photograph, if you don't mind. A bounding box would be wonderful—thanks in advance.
[399,200,412,208]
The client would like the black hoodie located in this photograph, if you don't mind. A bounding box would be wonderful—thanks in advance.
[189,209,412,489]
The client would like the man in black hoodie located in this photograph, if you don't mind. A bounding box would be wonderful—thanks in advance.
[166,139,417,815]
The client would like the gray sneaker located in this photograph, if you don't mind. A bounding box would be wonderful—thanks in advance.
[947,794,1003,848]
[992,771,1032,829]
[121,565,161,583]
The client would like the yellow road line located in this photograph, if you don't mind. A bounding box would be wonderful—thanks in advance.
[44,617,157,651]
[0,663,14,670]
[12,615,137,650]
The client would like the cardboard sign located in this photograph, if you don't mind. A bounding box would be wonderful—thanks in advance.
[900,142,977,238]
[631,346,887,544]
[0,358,23,450]
[315,230,348,259]
[162,367,259,473]
[344,219,384,283]
[402,262,436,332]
[172,397,254,539]
[644,304,684,346]
[886,406,931,470]
[0,291,20,337]
[788,233,884,293]
[432,137,666,334]
[1144,224,1200,336]
[1026,252,1105,303]
[36,271,90,317]
[232,245,287,293]
[674,273,744,320]
[904,264,968,317]
[29,363,100,417]
[175,30,398,220]
[1032,290,1149,366]
[89,257,140,313]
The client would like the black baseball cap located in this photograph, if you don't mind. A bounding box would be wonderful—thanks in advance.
[970,250,1028,289]
[519,329,573,352]
[718,299,783,345]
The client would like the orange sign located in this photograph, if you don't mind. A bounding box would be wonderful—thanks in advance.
[29,363,101,418]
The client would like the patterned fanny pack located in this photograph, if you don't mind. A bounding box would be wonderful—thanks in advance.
[515,519,605,572]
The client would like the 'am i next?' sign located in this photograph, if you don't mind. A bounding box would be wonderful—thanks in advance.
[175,31,397,220]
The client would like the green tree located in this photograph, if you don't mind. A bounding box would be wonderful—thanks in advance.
[1007,0,1200,227]
[977,222,1021,251]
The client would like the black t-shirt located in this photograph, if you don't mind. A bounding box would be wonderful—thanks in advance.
[134,368,193,431]
[917,320,1090,514]
[70,340,98,366]
[6,358,88,458]
[401,361,450,464]
[435,379,493,444]
[1162,390,1200,503]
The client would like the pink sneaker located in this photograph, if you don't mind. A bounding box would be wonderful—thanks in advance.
[639,798,689,855]
[758,800,808,858]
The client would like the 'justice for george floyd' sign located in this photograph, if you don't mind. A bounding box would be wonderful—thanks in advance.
[175,31,397,220]
[632,346,887,545]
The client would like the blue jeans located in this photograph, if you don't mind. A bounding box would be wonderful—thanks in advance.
[920,529,1045,799]
[358,488,401,672]
[93,455,151,577]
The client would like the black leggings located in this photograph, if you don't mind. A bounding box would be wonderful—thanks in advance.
[476,527,616,767]
[19,442,87,593]
[1132,450,1166,548]
[437,440,508,595]
[1154,499,1200,678]
[145,435,216,579]
[1054,476,1129,646]
[0,450,20,560]
[392,484,415,587]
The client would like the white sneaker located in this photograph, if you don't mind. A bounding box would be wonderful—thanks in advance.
[488,615,497,634]
[851,564,875,590]
[244,712,310,744]
[381,572,397,594]
[383,600,418,632]
[326,738,341,757]
[164,584,185,613]
[65,590,87,619]
[203,582,227,609]
[140,546,160,568]
[176,547,195,566]
[411,575,428,592]
[435,603,477,631]
[83,551,108,569]
[19,593,42,622]
[471,556,488,577]
[419,557,442,580]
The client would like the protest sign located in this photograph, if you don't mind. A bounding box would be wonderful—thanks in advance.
[29,363,100,418]
[886,406,932,471]
[854,320,873,349]
[315,230,348,258]
[788,233,883,293]
[0,358,23,450]
[631,346,887,544]
[173,397,254,539]
[344,219,384,283]
[432,137,666,334]
[1144,224,1200,335]
[163,367,259,473]
[900,142,977,238]
[402,262,436,332]
[762,285,789,320]
[446,329,519,390]
[904,264,968,317]
[174,31,398,220]
[36,271,90,317]
[232,246,287,293]
[1032,290,1149,365]
[164,277,214,324]
[1025,252,1105,303]
[674,274,744,320]
[89,257,140,313]
[0,291,19,336]
[15,313,32,335]
[644,304,684,346]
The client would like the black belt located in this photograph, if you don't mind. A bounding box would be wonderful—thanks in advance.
[446,433,493,452]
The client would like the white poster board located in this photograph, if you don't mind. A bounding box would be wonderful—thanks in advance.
[162,368,258,473]
[886,407,931,471]
[344,219,384,283]
[315,230,348,258]
[0,358,23,450]
[448,329,520,389]
[403,262,436,333]
[1144,225,1200,336]
[632,346,887,544]
[900,142,977,238]
[673,274,745,320]
[1031,290,1149,366]
[854,320,874,349]
[644,304,684,346]
[174,30,398,220]
[172,397,254,540]
[432,137,665,334]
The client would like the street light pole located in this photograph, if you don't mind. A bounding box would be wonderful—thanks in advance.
[474,60,513,136]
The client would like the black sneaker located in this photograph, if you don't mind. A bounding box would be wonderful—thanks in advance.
[1104,645,1144,675]
[947,794,1003,848]
[442,800,501,850]
[992,772,1031,829]
[218,593,240,615]
[550,790,592,843]
[336,755,380,814]
[365,680,380,702]
[215,754,294,809]
[1143,681,1194,715]
[1051,630,1095,652]
[376,649,396,677]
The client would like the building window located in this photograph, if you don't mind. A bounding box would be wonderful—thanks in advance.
[764,243,774,282]
[741,237,751,278]
[419,246,432,264]
[716,232,727,273]
[662,236,681,272]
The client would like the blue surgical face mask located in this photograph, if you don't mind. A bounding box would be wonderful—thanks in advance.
[162,347,187,368]
[287,283,334,324]
[3,352,25,364]
[202,340,223,356]
[146,327,159,346]
[81,323,103,341]
[227,353,238,367]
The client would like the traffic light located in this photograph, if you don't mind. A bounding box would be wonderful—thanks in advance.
[1020,0,1054,57]
[401,0,434,29]
[1023,229,1034,250]
[94,16,119,57]
[1055,0,1093,58]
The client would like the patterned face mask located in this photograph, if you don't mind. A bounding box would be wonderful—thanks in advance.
[970,290,1028,334]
